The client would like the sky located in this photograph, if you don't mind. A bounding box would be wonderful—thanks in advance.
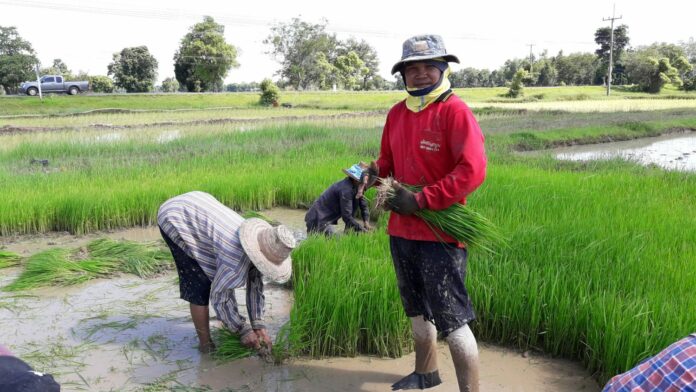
[1,0,694,85]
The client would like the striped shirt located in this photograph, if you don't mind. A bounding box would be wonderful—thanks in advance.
[157,191,264,336]
[603,333,696,392]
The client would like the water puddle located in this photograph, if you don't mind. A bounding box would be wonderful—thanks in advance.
[555,132,696,171]
[0,207,599,391]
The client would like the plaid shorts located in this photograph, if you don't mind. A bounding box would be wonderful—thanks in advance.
[159,227,211,306]
[389,236,475,337]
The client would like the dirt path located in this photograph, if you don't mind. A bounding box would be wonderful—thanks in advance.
[0,208,600,391]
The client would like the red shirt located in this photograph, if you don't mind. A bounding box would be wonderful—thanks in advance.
[376,94,487,243]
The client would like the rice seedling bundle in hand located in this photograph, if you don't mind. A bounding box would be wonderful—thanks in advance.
[212,328,255,361]
[375,177,506,253]
[0,251,22,269]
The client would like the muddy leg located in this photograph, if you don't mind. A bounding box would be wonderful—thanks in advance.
[392,317,441,390]
[446,324,479,392]
[190,304,215,353]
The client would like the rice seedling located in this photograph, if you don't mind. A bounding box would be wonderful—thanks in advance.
[0,250,22,268]
[86,238,172,277]
[3,248,117,291]
[212,328,255,361]
[375,177,506,253]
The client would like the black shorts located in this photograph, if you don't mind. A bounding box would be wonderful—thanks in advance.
[389,236,475,337]
[159,227,211,306]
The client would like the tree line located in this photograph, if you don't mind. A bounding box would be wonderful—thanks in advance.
[1,18,695,95]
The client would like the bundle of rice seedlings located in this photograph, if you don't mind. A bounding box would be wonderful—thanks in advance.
[212,328,255,361]
[0,250,22,269]
[87,238,172,277]
[3,248,118,291]
[375,177,506,253]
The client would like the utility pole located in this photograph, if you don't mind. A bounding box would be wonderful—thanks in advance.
[33,63,43,100]
[527,44,535,73]
[603,4,622,96]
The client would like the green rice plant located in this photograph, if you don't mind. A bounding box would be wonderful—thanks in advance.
[3,248,117,291]
[375,177,506,254]
[212,328,255,361]
[287,222,412,358]
[0,250,22,268]
[86,238,172,277]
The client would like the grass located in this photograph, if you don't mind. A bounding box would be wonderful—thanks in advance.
[212,328,255,361]
[2,239,172,291]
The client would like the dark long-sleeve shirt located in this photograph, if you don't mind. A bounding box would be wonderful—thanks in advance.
[305,177,369,232]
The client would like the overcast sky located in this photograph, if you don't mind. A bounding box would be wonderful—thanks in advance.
[1,0,694,84]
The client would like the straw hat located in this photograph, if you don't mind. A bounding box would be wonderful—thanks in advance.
[239,218,296,284]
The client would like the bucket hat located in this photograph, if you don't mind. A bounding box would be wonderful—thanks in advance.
[239,218,295,284]
[342,162,368,181]
[391,34,460,75]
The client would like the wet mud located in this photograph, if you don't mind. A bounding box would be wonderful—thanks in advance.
[0,207,600,391]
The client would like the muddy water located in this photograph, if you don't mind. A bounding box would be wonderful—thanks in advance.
[555,132,696,171]
[0,208,600,391]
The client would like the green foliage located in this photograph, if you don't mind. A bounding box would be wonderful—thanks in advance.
[264,17,380,90]
[555,52,600,85]
[506,69,527,98]
[40,59,74,80]
[0,26,38,94]
[625,48,684,93]
[212,328,255,361]
[88,75,114,93]
[595,24,630,69]
[173,16,238,92]
[258,78,280,106]
[160,77,179,93]
[107,46,158,93]
[683,75,696,91]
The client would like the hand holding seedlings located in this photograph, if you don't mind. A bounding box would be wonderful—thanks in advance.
[241,330,261,350]
[386,181,420,215]
[255,328,273,352]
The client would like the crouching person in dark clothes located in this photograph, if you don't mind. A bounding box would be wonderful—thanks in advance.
[157,191,296,353]
[304,162,376,236]
[0,344,60,391]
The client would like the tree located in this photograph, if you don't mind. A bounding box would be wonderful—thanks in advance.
[88,75,114,93]
[107,46,158,93]
[506,69,527,98]
[335,51,369,90]
[174,16,238,92]
[265,17,339,90]
[624,48,683,93]
[160,77,180,93]
[41,59,74,79]
[259,78,280,106]
[595,24,630,83]
[0,26,38,94]
[337,38,380,90]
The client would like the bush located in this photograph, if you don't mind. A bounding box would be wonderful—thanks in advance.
[259,78,280,106]
[505,69,527,98]
[88,76,114,93]
[160,77,180,93]
[682,75,696,91]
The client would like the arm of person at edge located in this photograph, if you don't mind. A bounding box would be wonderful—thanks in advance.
[245,265,272,350]
[340,187,367,232]
[376,106,487,211]
[209,264,258,347]
[359,196,372,230]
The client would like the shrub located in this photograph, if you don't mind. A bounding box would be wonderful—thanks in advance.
[160,77,180,93]
[682,75,696,91]
[89,75,114,93]
[505,69,527,98]
[259,78,280,106]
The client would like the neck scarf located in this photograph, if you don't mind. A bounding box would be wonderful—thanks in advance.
[405,65,452,113]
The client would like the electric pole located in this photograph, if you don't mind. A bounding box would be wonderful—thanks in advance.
[603,4,622,96]
[528,44,535,73]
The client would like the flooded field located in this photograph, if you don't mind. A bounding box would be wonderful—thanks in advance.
[555,132,696,171]
[0,208,600,391]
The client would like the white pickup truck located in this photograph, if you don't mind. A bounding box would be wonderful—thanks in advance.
[19,75,89,96]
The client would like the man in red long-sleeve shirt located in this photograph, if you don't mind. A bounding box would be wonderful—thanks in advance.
[373,34,486,391]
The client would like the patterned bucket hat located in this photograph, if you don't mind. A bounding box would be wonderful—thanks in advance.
[391,34,460,74]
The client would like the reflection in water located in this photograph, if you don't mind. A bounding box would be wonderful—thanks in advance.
[556,134,696,171]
